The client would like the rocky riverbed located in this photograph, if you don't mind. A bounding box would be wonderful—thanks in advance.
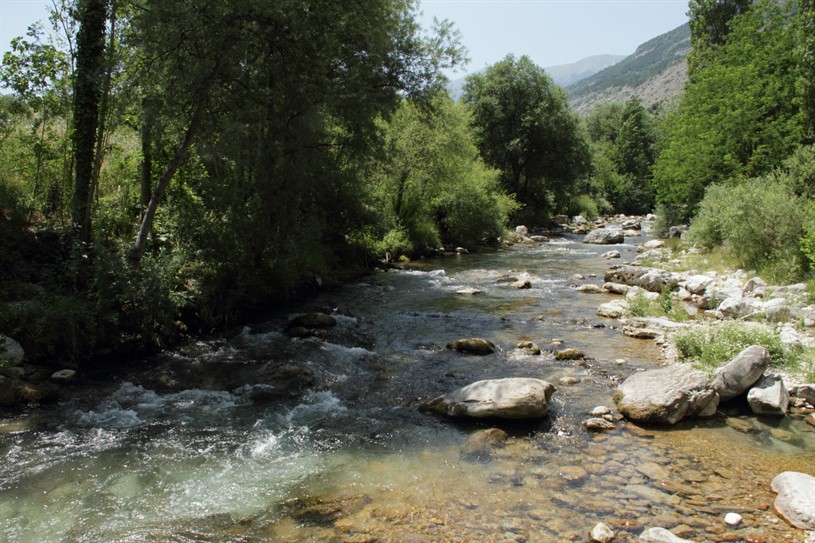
[1,215,813,543]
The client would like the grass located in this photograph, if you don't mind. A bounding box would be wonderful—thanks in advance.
[625,288,689,322]
[671,321,805,378]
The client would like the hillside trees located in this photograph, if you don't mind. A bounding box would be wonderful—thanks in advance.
[687,0,751,74]
[462,55,590,221]
[584,99,656,215]
[653,0,805,221]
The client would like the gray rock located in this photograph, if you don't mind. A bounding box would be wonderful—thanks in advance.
[771,471,815,529]
[615,365,719,425]
[598,300,628,318]
[591,522,615,543]
[711,345,770,401]
[682,275,713,295]
[530,235,549,242]
[578,284,605,294]
[584,418,616,431]
[790,384,815,406]
[640,239,665,251]
[50,369,77,383]
[447,338,497,355]
[583,228,624,245]
[460,428,509,462]
[667,225,687,239]
[573,215,588,225]
[639,527,694,542]
[515,341,541,355]
[509,279,531,289]
[637,270,680,293]
[747,373,789,416]
[743,276,767,295]
[603,282,630,295]
[0,336,24,367]
[715,297,750,319]
[601,250,621,259]
[420,378,555,419]
[515,225,528,238]
[622,220,641,230]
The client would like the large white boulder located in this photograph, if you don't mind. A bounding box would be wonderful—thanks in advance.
[771,471,815,529]
[583,228,624,245]
[420,378,555,419]
[639,527,694,543]
[615,365,719,425]
[711,345,770,401]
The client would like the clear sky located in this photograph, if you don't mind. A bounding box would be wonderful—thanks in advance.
[418,0,690,75]
[1,1,690,73]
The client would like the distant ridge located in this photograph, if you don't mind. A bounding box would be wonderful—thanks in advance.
[446,54,626,101]
[566,23,691,114]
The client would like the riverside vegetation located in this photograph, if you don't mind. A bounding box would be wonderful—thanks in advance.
[1,0,814,375]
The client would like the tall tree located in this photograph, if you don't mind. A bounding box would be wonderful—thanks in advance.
[71,0,108,241]
[687,0,751,75]
[462,55,590,220]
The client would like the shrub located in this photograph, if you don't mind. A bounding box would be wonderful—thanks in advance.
[688,178,808,282]
[672,321,798,376]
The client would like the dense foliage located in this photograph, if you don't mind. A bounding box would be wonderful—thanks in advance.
[583,99,657,215]
[653,0,806,221]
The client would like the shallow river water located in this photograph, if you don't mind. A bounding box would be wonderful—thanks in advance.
[1,231,814,543]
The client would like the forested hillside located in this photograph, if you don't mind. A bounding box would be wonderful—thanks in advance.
[567,23,690,113]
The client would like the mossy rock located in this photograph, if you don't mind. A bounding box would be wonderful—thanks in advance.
[447,338,497,355]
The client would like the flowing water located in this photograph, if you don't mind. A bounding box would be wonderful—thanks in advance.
[1,230,814,543]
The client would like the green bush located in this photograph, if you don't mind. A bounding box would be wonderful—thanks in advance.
[672,321,799,376]
[652,203,685,237]
[688,178,807,282]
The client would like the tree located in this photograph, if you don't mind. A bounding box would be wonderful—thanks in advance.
[462,55,590,221]
[653,0,805,220]
[798,0,815,141]
[71,0,109,241]
[687,0,751,75]
[366,95,515,256]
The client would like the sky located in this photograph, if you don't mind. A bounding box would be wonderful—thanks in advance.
[417,0,690,75]
[1,1,690,73]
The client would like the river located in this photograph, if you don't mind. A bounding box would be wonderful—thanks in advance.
[1,229,813,542]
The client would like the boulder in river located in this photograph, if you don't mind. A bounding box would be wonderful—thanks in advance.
[615,365,719,425]
[460,428,509,462]
[590,522,615,543]
[711,345,769,401]
[747,373,789,416]
[515,341,541,355]
[601,250,621,259]
[583,228,624,245]
[554,348,584,360]
[597,299,628,318]
[771,471,815,529]
[420,377,555,419]
[286,313,337,330]
[0,335,24,368]
[447,338,497,355]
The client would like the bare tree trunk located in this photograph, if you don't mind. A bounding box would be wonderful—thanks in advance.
[129,99,206,263]
[139,108,153,218]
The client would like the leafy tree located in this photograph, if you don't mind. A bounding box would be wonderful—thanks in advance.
[462,55,590,221]
[584,99,656,215]
[653,0,805,220]
[687,0,751,74]
[366,95,515,256]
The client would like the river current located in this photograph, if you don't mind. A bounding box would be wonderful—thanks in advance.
[1,231,813,542]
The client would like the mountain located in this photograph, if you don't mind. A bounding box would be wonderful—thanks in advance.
[566,23,691,114]
[446,54,626,101]
[545,54,626,87]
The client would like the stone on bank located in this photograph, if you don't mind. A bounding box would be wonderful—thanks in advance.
[615,365,719,425]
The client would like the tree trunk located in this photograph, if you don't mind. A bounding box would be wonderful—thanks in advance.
[139,108,153,218]
[129,98,206,263]
[71,0,108,242]
[86,0,116,225]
